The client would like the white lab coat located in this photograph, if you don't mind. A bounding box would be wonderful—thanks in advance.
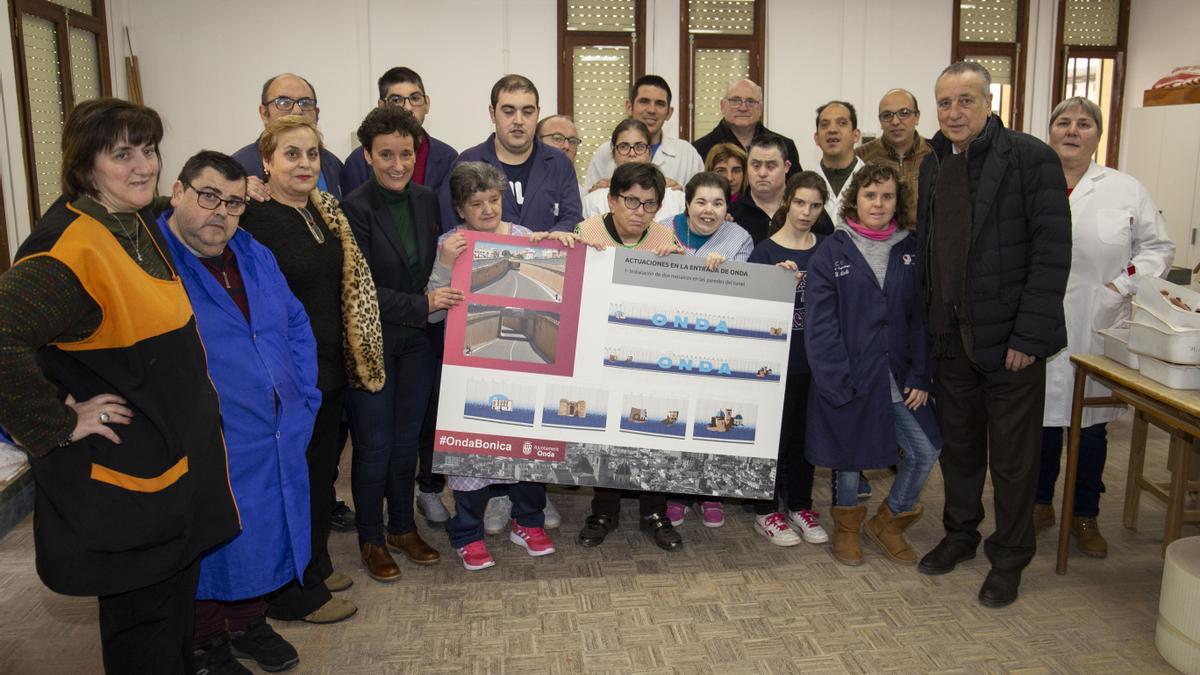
[817,157,866,228]
[582,186,687,223]
[585,137,705,190]
[1043,162,1176,427]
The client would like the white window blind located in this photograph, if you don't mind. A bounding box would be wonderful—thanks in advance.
[688,0,755,35]
[69,28,103,102]
[49,0,93,13]
[693,49,749,138]
[567,0,635,32]
[572,45,631,182]
[1063,0,1120,47]
[959,0,1019,43]
[22,15,65,217]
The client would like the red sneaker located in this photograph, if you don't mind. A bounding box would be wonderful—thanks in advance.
[456,540,495,571]
[509,520,556,556]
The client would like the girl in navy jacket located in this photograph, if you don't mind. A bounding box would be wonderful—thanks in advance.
[804,164,943,567]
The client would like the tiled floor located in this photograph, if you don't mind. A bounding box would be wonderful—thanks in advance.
[0,414,1191,674]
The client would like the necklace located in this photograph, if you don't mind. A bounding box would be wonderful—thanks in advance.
[114,213,143,262]
[291,204,325,244]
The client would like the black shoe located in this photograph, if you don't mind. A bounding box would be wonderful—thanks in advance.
[917,537,977,575]
[640,513,683,552]
[229,618,299,672]
[194,633,252,675]
[978,568,1021,608]
[578,514,618,547]
[330,500,356,532]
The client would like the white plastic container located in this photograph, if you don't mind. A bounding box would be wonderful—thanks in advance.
[1138,352,1200,389]
[1128,319,1200,365]
[1135,276,1200,331]
[1099,327,1139,369]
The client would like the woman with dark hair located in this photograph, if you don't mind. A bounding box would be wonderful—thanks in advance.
[340,105,450,581]
[705,142,747,202]
[743,171,831,547]
[0,97,240,672]
[583,119,685,220]
[805,163,942,567]
[240,114,385,624]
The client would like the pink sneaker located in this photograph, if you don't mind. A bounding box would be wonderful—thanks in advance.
[696,501,725,528]
[666,501,687,526]
[456,540,495,571]
[509,520,556,556]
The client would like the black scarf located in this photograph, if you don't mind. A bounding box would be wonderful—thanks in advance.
[929,150,972,358]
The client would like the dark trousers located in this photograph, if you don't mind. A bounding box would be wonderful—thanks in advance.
[98,557,201,674]
[756,372,815,515]
[417,328,446,494]
[1037,423,1108,517]
[447,483,546,548]
[934,336,1046,573]
[591,488,667,520]
[266,387,343,619]
[346,334,436,545]
[193,597,267,647]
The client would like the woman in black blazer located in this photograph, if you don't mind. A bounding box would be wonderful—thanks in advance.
[341,107,464,582]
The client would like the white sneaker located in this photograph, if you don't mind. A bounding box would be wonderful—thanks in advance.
[543,498,561,529]
[754,512,801,547]
[788,509,829,544]
[416,489,450,524]
[483,495,512,535]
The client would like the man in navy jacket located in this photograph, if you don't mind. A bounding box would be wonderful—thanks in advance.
[341,67,457,197]
[231,73,344,199]
[439,74,581,232]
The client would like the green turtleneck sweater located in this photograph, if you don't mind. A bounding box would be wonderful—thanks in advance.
[373,179,423,337]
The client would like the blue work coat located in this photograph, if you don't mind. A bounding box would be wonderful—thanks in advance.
[439,134,582,233]
[157,212,320,600]
[342,133,458,197]
[804,229,942,470]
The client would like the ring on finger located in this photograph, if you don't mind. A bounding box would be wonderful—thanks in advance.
[99,411,111,424]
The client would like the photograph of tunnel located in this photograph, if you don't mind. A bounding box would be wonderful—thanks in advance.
[463,304,559,365]
[692,399,758,444]
[470,241,567,303]
[541,384,608,431]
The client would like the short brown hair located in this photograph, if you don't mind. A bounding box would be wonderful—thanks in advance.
[839,163,908,225]
[704,143,747,194]
[770,171,829,235]
[61,97,163,201]
[258,115,324,163]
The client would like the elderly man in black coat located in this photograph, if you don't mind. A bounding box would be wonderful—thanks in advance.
[914,61,1071,608]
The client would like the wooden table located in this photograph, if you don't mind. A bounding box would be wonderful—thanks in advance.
[1057,354,1200,573]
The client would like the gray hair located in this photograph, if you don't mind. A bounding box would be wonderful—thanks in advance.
[937,61,992,97]
[1049,96,1104,135]
[449,161,507,213]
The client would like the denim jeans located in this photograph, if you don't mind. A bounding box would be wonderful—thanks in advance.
[448,483,546,549]
[346,334,436,545]
[832,402,940,512]
[1037,423,1107,517]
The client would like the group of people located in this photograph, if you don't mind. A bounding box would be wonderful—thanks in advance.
[0,56,1174,675]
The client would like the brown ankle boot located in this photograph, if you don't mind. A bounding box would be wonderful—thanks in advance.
[1070,516,1108,558]
[865,502,924,564]
[1033,503,1056,532]
[830,505,867,566]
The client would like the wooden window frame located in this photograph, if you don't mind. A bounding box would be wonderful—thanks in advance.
[556,0,647,120]
[9,0,112,224]
[678,0,766,141]
[1051,0,1130,168]
[951,0,1030,131]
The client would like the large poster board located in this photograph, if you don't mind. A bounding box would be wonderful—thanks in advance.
[432,231,796,499]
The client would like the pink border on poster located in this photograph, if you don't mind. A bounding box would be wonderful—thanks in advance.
[436,430,566,462]
[442,230,585,377]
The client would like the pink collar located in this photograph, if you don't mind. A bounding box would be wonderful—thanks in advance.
[846,217,897,241]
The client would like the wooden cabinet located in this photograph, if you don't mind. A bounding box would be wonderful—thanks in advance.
[1123,104,1200,272]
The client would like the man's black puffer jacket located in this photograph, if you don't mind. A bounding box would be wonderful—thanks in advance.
[915,114,1072,371]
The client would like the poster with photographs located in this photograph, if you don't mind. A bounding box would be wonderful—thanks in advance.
[433,231,796,499]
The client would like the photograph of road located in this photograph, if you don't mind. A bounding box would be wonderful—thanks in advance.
[463,304,559,365]
[471,241,566,303]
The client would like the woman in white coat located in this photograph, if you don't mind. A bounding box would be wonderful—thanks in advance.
[1036,97,1175,558]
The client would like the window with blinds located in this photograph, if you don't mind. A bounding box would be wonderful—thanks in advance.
[559,0,644,182]
[11,0,111,222]
[680,0,764,141]
[952,0,1028,130]
[1054,0,1128,167]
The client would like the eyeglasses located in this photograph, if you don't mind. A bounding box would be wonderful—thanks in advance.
[264,96,317,113]
[541,133,582,148]
[617,193,660,213]
[878,108,917,123]
[615,141,649,156]
[385,92,427,108]
[184,182,247,215]
[725,96,761,109]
